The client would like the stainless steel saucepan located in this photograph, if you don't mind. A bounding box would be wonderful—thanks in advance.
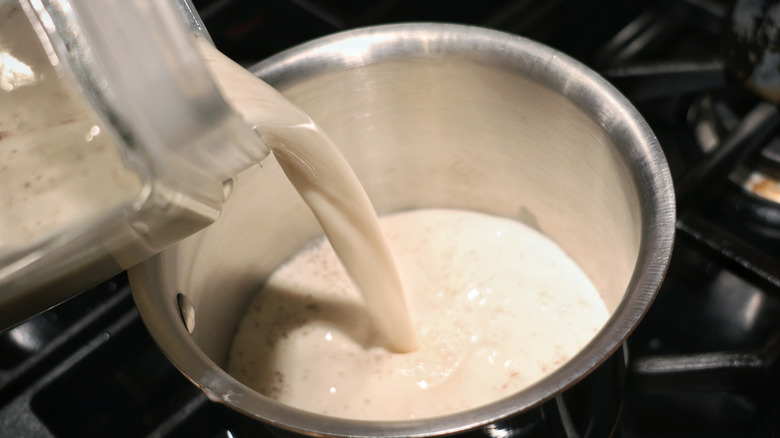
[129,23,675,437]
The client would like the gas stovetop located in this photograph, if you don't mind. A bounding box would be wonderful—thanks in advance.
[2,0,780,437]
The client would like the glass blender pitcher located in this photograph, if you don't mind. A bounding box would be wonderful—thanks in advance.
[0,0,269,329]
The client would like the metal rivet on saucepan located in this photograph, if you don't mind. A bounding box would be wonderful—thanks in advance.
[177,293,196,334]
[222,178,234,199]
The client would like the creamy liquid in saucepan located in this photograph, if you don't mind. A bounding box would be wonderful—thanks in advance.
[206,41,609,420]
[227,209,609,420]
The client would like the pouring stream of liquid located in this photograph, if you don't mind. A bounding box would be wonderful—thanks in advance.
[197,41,418,353]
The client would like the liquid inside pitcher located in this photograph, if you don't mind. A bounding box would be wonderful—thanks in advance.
[0,0,268,329]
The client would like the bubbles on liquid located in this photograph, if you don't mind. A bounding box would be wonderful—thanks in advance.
[84,124,100,141]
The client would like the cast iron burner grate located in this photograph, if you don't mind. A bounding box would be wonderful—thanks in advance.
[2,0,780,437]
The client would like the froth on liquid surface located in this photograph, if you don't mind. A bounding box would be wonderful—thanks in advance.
[228,208,609,420]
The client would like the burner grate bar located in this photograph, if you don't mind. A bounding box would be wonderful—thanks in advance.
[606,60,726,101]
[594,11,680,67]
[676,213,780,295]
[676,102,780,212]
[144,393,211,438]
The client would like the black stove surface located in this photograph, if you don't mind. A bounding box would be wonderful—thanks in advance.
[3,0,780,437]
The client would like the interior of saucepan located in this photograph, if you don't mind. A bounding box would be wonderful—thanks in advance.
[130,24,673,437]
[177,57,643,367]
